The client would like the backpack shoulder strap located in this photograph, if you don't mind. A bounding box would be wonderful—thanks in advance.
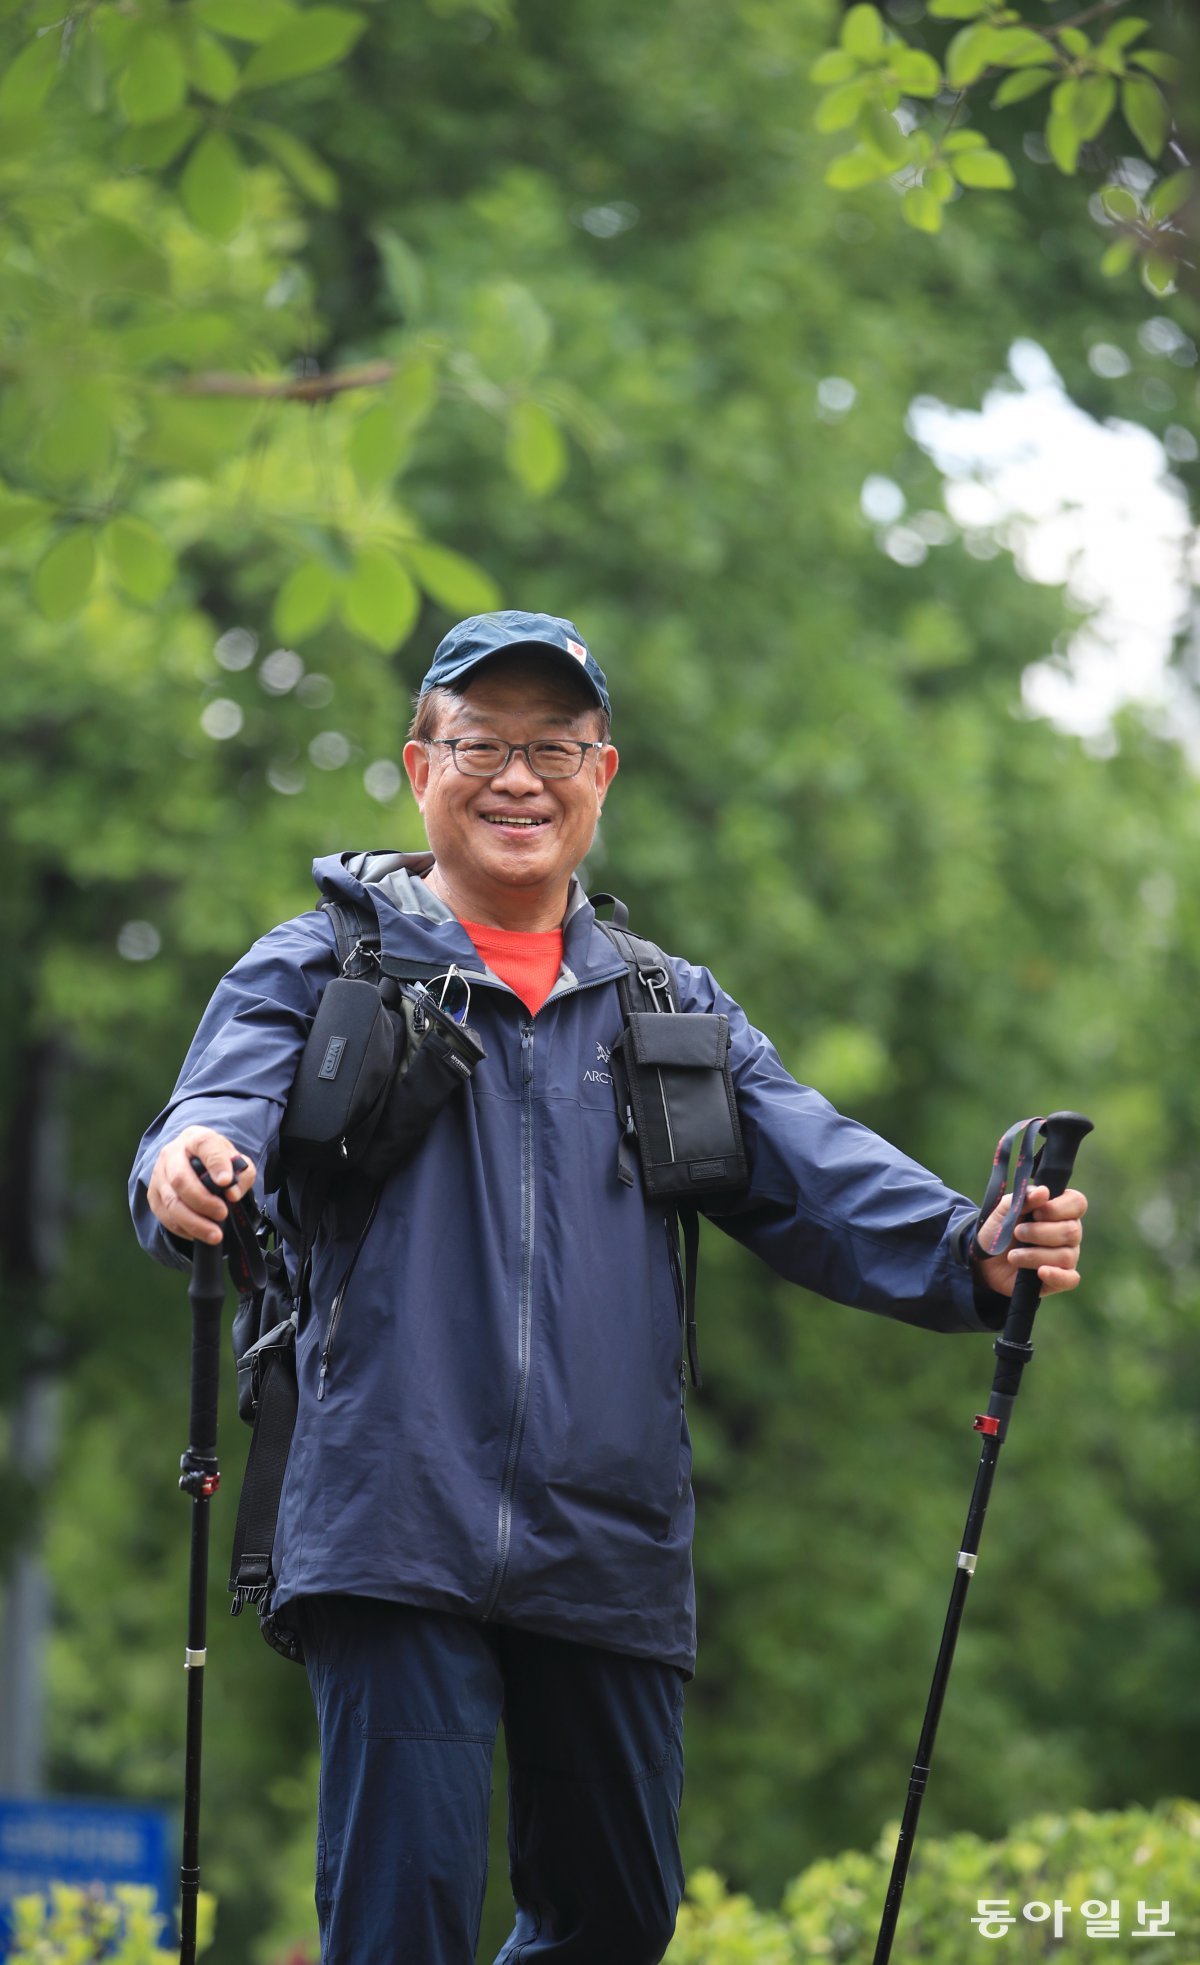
[321,895,379,978]
[593,902,702,1388]
[594,913,681,1017]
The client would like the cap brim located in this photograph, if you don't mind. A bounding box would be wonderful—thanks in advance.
[439,640,607,708]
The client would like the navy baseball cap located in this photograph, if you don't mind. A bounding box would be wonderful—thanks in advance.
[420,610,611,719]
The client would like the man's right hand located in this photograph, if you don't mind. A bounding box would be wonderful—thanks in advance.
[148,1126,258,1245]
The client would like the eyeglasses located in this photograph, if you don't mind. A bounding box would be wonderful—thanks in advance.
[427,738,606,780]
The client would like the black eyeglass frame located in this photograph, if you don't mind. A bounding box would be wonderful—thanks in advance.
[425,737,607,780]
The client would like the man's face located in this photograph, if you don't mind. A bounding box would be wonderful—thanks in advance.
[402,660,619,911]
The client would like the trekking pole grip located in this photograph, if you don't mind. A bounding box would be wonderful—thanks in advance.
[186,1239,226,1468]
[1002,1110,1093,1349]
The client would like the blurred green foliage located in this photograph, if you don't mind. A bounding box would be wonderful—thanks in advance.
[0,1,1197,1962]
[668,1798,1200,1961]
[9,1883,213,1962]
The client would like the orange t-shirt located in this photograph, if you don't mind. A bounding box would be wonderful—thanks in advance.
[459,917,564,1019]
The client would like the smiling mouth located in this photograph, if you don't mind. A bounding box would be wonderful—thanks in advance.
[480,815,550,828]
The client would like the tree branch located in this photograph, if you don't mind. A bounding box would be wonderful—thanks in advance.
[177,361,396,401]
[1049,0,1129,33]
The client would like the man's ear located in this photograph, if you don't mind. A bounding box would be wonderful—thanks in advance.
[596,744,619,805]
[402,740,431,806]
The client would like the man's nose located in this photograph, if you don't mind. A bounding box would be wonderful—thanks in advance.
[492,747,544,791]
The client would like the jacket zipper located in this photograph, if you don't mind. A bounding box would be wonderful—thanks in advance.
[481,1020,537,1621]
[477,969,632,1620]
[316,1188,381,1401]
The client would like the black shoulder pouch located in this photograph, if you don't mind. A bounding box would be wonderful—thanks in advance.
[278,976,401,1170]
[610,1010,748,1203]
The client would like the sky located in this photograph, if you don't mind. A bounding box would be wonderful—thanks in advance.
[901,337,1200,758]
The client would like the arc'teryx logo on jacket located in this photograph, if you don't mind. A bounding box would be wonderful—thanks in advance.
[584,1040,612,1087]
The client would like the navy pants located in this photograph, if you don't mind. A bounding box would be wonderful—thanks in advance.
[292,1596,686,1965]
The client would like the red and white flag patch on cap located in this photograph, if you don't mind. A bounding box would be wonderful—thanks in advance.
[565,638,587,663]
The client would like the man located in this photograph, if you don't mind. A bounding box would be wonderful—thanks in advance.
[131,610,1086,1965]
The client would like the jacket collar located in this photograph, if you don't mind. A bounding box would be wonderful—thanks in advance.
[312,852,627,991]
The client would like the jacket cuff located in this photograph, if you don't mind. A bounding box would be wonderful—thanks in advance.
[951,1207,1008,1332]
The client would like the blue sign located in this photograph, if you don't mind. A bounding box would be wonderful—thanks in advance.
[0,1796,173,1958]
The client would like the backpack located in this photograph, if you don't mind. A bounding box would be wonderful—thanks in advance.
[228,890,748,1662]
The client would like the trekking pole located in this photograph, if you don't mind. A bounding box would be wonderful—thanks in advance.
[176,1156,264,1965]
[178,1224,225,1965]
[872,1110,1093,1965]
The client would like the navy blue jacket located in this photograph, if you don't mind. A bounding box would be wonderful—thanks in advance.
[131,852,997,1674]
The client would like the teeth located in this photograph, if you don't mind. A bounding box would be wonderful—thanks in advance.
[484,816,544,826]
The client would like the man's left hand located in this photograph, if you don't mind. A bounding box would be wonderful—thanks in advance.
[973,1185,1087,1299]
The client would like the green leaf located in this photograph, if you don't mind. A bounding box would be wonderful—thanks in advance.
[403,543,501,616]
[814,79,869,133]
[89,11,136,65]
[117,312,242,365]
[1058,27,1091,60]
[1100,16,1149,54]
[101,517,175,603]
[986,26,1053,68]
[1051,76,1079,121]
[57,216,168,295]
[374,229,426,321]
[1045,110,1082,174]
[809,50,858,86]
[1100,238,1135,277]
[1121,74,1168,160]
[992,68,1053,108]
[505,401,568,497]
[118,30,187,124]
[925,163,955,201]
[246,121,339,205]
[945,24,993,89]
[941,129,987,152]
[0,30,61,115]
[1141,253,1175,297]
[341,547,419,650]
[1071,75,1116,140]
[240,7,366,89]
[1092,44,1128,78]
[348,403,411,494]
[273,560,338,640]
[1100,185,1140,223]
[861,99,910,167]
[139,398,259,471]
[1149,170,1195,221]
[927,0,988,14]
[191,0,299,42]
[115,109,202,169]
[1128,50,1181,83]
[951,147,1015,189]
[840,5,885,63]
[468,283,551,382]
[0,110,46,165]
[824,146,893,189]
[902,186,944,232]
[390,356,438,430]
[32,529,96,621]
[180,130,245,238]
[33,387,114,487]
[0,496,51,543]
[187,31,240,103]
[890,48,941,99]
